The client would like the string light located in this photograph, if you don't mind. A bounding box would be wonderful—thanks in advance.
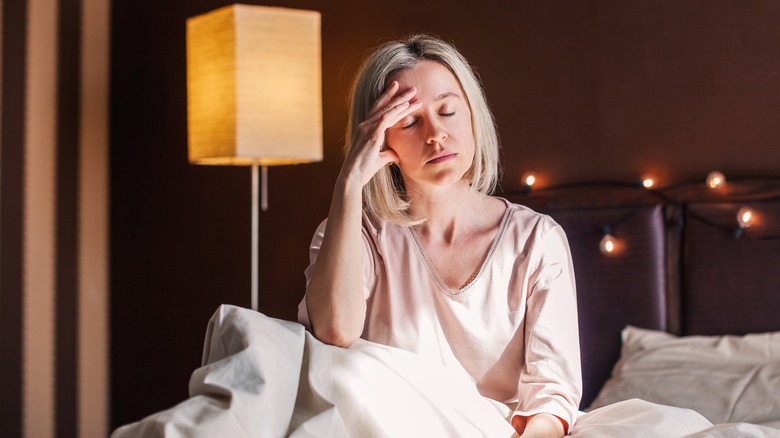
[522,173,536,188]
[521,172,537,193]
[599,226,619,255]
[599,234,616,255]
[737,207,755,229]
[733,206,755,239]
[706,171,726,190]
[508,172,780,243]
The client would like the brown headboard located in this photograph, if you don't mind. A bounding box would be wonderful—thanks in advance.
[504,178,780,408]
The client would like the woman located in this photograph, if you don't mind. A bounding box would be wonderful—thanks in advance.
[299,34,581,437]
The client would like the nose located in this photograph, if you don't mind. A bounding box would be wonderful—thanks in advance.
[424,119,447,147]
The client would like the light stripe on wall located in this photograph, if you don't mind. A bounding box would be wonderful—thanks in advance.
[79,0,110,434]
[23,1,58,438]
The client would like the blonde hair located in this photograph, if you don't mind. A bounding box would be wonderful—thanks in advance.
[346,34,500,225]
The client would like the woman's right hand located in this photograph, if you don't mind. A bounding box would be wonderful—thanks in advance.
[305,82,420,347]
[305,81,421,347]
[340,81,421,187]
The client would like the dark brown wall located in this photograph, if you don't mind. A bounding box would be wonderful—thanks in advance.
[110,0,780,429]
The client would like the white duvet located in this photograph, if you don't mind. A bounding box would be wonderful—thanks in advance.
[112,305,780,438]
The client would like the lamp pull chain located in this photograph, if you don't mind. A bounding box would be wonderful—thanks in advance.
[251,163,260,311]
[261,165,268,211]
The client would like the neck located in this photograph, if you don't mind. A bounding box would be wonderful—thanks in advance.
[407,182,484,244]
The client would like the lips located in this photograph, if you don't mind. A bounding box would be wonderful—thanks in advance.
[426,153,457,164]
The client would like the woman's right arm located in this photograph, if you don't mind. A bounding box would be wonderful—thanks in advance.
[304,81,420,347]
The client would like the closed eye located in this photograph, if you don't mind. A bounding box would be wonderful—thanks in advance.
[400,112,454,129]
[401,118,419,129]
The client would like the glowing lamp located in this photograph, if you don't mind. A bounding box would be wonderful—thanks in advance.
[187,5,322,170]
[641,178,655,189]
[187,4,323,310]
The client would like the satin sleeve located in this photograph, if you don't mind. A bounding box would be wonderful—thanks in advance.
[297,215,377,328]
[513,223,582,432]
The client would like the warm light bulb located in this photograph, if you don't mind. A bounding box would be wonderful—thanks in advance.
[599,233,618,255]
[737,207,755,229]
[706,171,726,190]
[522,173,536,187]
[642,178,655,189]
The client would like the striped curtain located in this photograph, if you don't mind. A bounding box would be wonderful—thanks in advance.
[0,0,110,436]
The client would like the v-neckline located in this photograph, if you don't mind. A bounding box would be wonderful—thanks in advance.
[407,199,512,296]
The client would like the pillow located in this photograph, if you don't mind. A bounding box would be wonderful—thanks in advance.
[587,326,780,427]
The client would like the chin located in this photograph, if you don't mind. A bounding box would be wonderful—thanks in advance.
[430,172,471,188]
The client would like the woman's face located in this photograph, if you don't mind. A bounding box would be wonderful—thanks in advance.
[385,60,475,192]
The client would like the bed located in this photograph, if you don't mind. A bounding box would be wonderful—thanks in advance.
[505,177,780,430]
[112,177,780,437]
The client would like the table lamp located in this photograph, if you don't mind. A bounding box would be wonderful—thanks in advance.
[186,4,322,310]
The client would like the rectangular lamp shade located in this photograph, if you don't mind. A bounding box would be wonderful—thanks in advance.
[186,4,323,166]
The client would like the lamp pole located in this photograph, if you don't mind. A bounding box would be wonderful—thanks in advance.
[251,162,269,311]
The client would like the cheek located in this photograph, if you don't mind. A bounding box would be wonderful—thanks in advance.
[386,131,417,155]
[385,127,407,146]
[458,117,476,153]
[385,129,400,147]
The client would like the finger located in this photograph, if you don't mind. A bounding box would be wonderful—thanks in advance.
[354,97,420,156]
[359,99,408,133]
[363,94,421,134]
[384,87,418,112]
[367,81,400,116]
[376,97,421,130]
[377,148,399,167]
[368,85,418,119]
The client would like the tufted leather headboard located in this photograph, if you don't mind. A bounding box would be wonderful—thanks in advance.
[683,198,780,336]
[504,179,780,408]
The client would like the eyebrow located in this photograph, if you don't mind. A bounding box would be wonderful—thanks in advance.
[436,91,461,101]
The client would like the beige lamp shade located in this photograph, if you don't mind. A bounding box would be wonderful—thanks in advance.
[186,4,322,166]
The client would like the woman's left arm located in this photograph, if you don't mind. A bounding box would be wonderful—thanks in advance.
[513,223,582,436]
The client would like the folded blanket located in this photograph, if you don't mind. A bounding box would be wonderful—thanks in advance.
[114,305,777,437]
[112,305,514,438]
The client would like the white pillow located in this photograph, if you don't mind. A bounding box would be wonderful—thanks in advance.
[587,326,780,427]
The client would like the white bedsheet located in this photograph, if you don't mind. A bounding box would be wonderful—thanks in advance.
[112,305,780,438]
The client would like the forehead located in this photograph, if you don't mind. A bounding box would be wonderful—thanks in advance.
[391,60,464,100]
